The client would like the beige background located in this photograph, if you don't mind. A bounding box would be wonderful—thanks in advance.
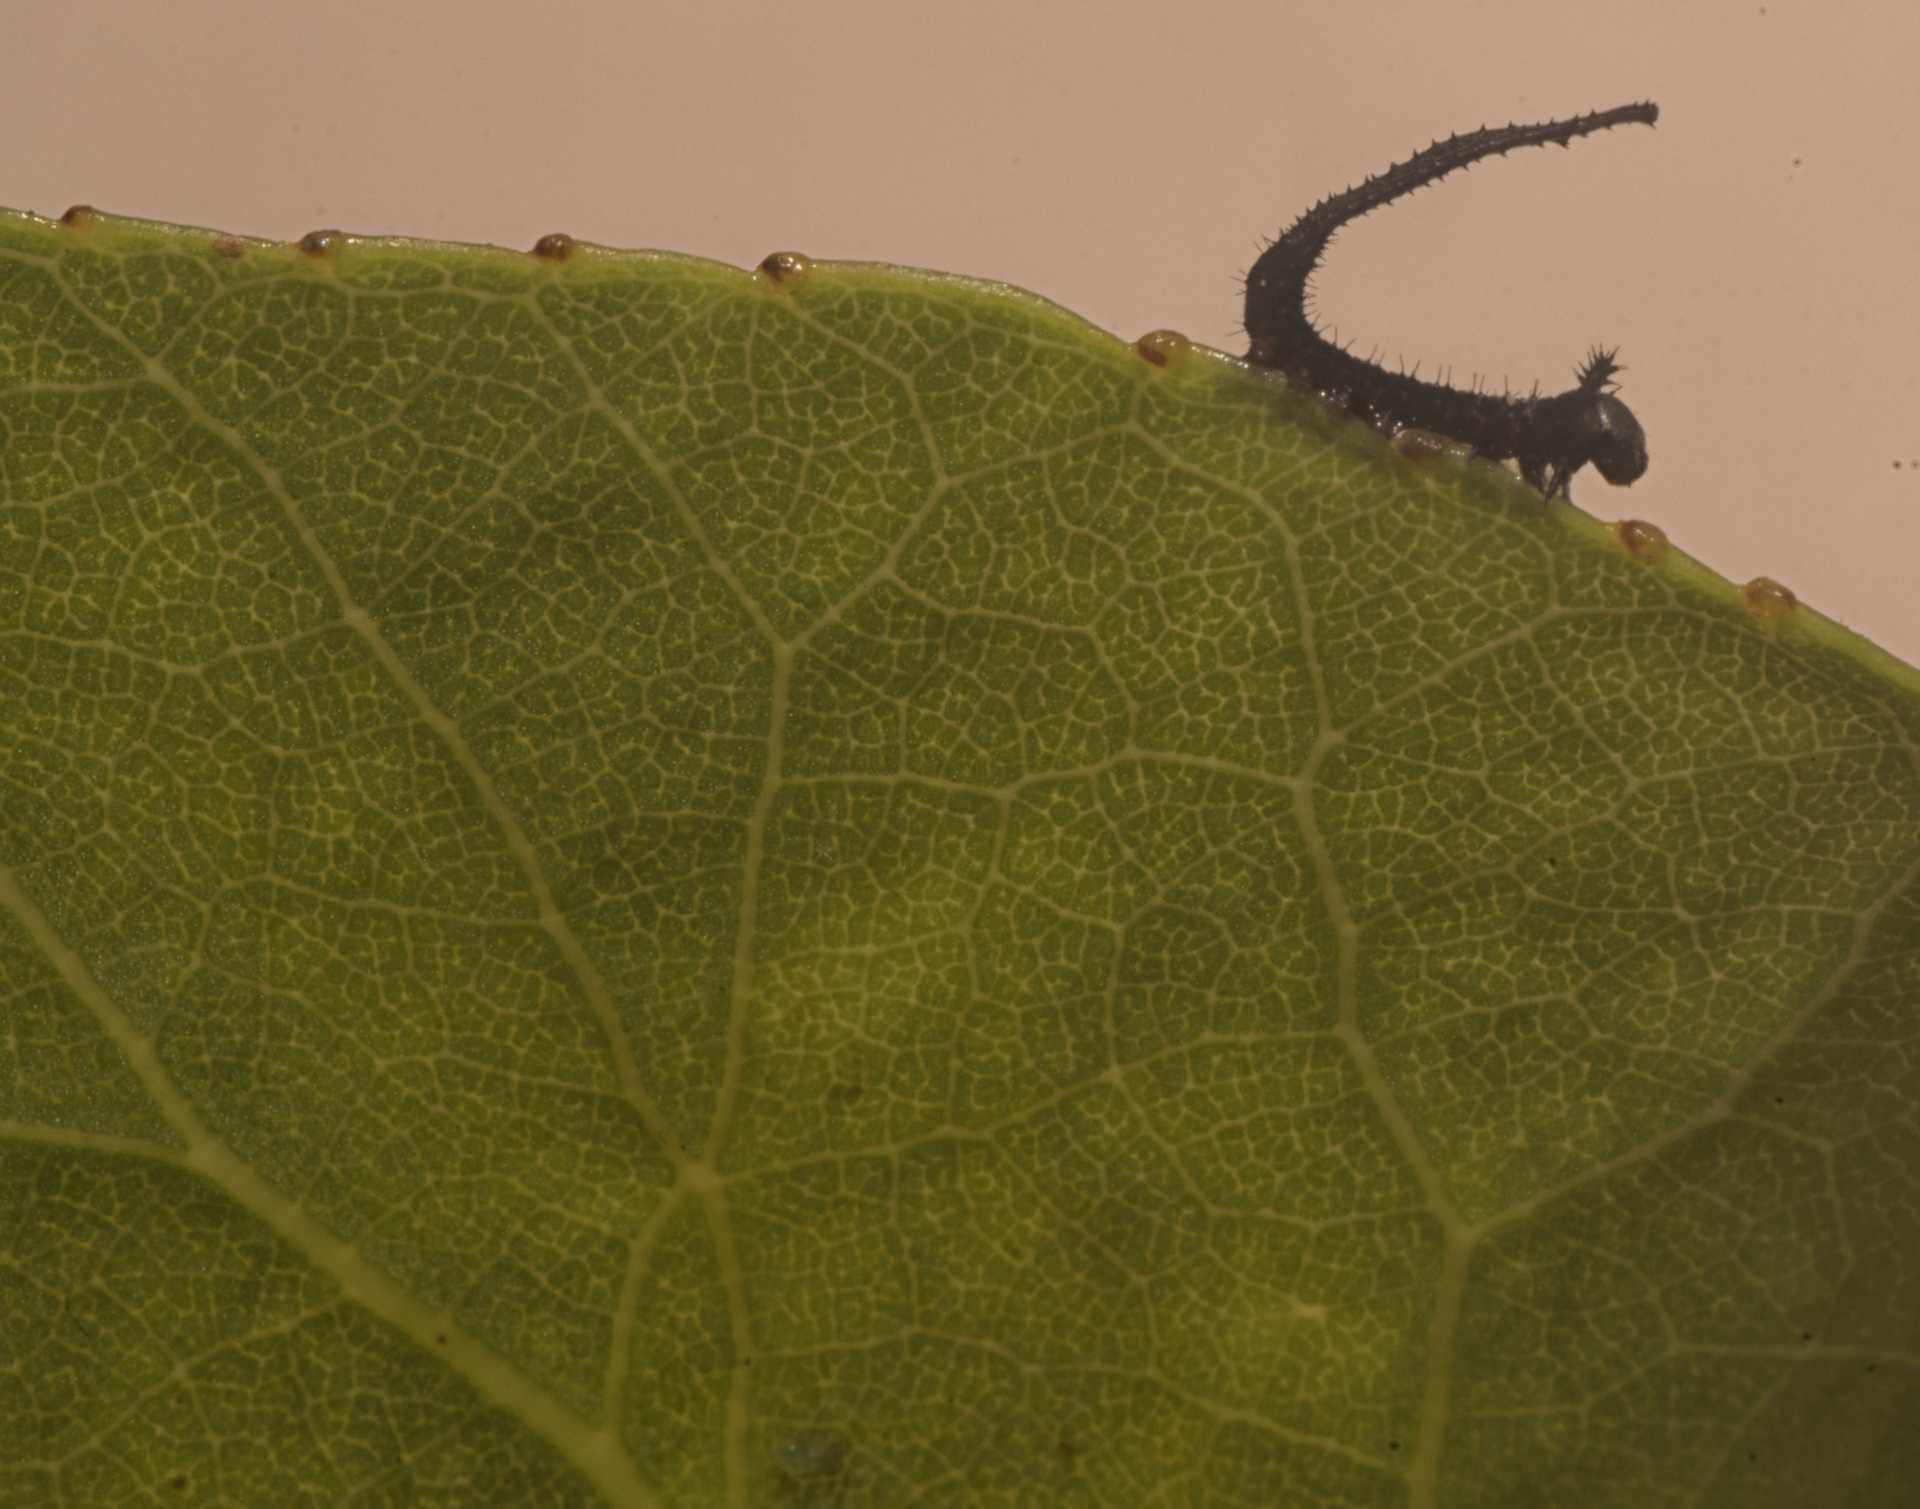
[7,0,1916,665]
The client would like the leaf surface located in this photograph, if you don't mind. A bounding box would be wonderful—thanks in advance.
[2,211,1916,1508]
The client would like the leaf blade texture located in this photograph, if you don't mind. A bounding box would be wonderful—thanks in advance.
[2,209,1916,1508]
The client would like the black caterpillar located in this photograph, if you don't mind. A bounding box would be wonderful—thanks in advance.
[1243,102,1658,498]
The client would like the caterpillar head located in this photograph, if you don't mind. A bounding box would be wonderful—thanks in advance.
[1574,348,1647,486]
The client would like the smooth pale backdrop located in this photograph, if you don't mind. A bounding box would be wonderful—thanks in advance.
[7,0,1915,665]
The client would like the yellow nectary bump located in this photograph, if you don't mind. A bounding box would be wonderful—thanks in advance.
[757,250,812,286]
[1615,518,1669,561]
[1743,576,1798,617]
[59,204,97,228]
[298,228,345,256]
[1133,329,1191,369]
[1390,428,1470,463]
[531,232,576,261]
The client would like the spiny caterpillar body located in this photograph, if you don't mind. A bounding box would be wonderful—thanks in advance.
[1243,102,1659,498]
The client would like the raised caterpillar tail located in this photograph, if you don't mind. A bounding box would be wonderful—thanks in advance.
[1244,102,1659,362]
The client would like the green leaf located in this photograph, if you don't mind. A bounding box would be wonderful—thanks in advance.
[2,208,1915,1509]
